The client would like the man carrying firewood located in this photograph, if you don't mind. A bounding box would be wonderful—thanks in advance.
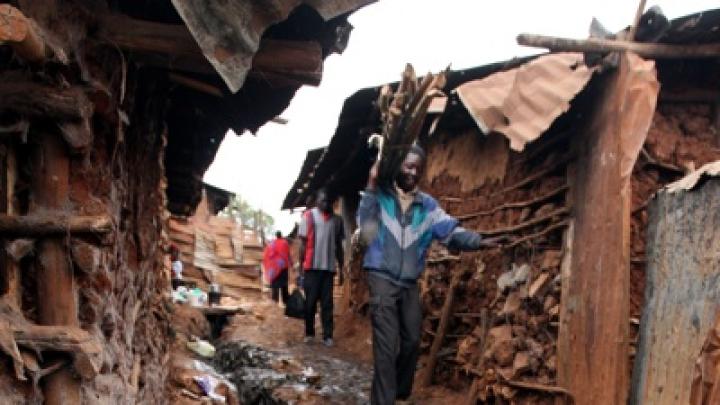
[358,145,501,404]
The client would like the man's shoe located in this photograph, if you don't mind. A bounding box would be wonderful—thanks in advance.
[322,338,334,347]
[303,336,314,344]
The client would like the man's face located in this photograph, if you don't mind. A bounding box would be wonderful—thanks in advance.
[316,190,332,213]
[396,152,424,192]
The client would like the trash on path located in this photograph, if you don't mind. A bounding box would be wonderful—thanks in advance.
[187,339,216,358]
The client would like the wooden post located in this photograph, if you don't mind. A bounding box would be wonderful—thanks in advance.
[31,131,80,404]
[420,268,463,387]
[1,143,21,306]
[557,52,659,405]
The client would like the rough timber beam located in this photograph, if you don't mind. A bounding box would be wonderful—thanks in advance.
[0,4,47,62]
[517,33,720,59]
[0,214,113,236]
[99,14,323,88]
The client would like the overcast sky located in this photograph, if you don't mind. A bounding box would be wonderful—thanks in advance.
[204,0,717,234]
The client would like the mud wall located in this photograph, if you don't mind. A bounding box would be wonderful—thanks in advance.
[420,128,572,404]
[0,37,171,405]
[412,66,719,403]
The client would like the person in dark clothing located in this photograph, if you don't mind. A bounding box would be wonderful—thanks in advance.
[299,188,344,347]
[358,145,503,404]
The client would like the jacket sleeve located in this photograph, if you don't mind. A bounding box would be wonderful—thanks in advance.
[430,202,482,251]
[357,189,380,244]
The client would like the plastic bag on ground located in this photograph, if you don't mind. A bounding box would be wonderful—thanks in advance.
[284,289,305,319]
[187,339,216,358]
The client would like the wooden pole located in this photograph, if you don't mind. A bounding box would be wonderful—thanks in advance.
[628,0,648,41]
[31,131,80,404]
[0,213,113,235]
[1,143,21,307]
[557,52,659,405]
[419,268,463,387]
[517,33,720,59]
[0,4,47,62]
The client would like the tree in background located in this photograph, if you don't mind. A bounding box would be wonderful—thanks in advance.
[221,195,275,242]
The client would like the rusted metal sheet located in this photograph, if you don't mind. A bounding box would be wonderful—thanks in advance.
[665,160,720,193]
[456,53,595,151]
[557,52,659,405]
[170,0,374,92]
[630,172,720,405]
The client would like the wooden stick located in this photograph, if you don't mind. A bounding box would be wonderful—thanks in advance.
[492,157,571,197]
[14,324,102,380]
[426,255,461,264]
[169,73,223,97]
[439,196,463,203]
[420,268,464,387]
[0,4,47,62]
[458,185,568,221]
[503,220,570,249]
[517,33,720,59]
[628,0,648,41]
[0,79,92,120]
[476,207,569,236]
[504,379,574,398]
[0,214,113,235]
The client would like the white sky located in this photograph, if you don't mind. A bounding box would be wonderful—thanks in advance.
[204,0,717,234]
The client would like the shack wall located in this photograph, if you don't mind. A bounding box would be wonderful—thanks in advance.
[0,38,171,405]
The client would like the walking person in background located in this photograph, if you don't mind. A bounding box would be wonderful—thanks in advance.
[262,231,292,306]
[170,244,183,290]
[295,194,316,290]
[299,188,344,347]
[358,145,504,404]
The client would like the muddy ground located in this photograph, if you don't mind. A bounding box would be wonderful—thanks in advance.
[169,287,469,404]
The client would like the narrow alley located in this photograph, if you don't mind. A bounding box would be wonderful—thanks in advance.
[0,1,719,405]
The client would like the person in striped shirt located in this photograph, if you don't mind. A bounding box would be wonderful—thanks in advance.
[298,188,344,347]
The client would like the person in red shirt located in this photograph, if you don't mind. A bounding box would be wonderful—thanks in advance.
[262,231,292,305]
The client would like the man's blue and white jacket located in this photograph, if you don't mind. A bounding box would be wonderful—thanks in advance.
[357,187,481,287]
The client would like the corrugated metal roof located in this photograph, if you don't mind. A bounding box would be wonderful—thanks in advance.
[456,53,596,152]
[282,146,326,209]
[658,8,720,45]
[665,160,720,193]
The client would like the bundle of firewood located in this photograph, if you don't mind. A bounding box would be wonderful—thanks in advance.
[370,64,447,188]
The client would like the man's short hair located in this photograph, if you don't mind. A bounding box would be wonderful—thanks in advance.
[275,231,282,239]
[408,144,426,162]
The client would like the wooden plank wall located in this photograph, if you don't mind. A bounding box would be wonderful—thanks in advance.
[630,178,720,404]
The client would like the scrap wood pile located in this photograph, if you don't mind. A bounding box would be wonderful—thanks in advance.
[372,63,447,187]
[418,136,573,404]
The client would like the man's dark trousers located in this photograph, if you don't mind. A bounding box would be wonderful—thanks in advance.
[368,274,422,404]
[304,269,334,339]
